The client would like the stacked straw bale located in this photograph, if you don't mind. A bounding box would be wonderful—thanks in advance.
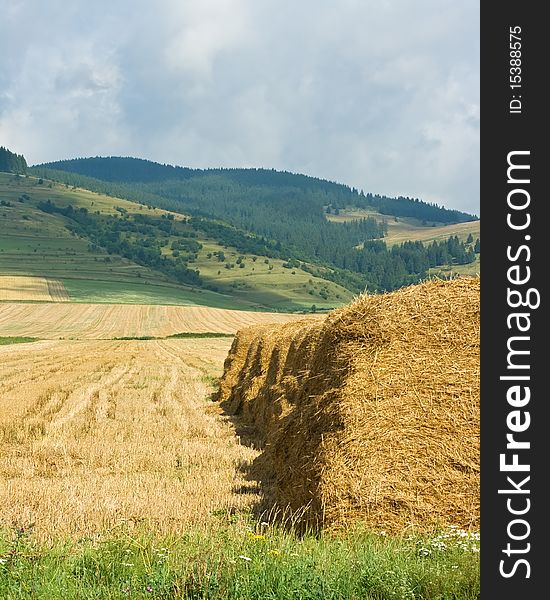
[217,277,479,533]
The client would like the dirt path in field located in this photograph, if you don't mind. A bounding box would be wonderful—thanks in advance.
[0,338,261,540]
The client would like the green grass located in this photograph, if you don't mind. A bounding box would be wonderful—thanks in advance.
[194,242,354,311]
[0,336,38,345]
[60,278,257,310]
[167,332,236,339]
[0,522,479,599]
[112,333,235,340]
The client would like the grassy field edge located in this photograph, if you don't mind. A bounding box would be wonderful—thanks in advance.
[0,522,479,599]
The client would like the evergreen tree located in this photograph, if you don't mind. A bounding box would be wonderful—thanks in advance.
[0,147,28,174]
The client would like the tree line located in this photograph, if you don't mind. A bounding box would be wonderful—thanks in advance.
[0,147,27,174]
[31,156,477,224]
[37,200,201,286]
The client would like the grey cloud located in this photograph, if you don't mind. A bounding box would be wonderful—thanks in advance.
[0,0,479,215]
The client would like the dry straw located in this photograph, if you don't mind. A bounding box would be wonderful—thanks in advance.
[217,277,480,534]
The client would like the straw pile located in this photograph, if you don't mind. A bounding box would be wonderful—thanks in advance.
[217,277,480,533]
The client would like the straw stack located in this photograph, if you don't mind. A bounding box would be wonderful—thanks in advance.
[217,277,480,533]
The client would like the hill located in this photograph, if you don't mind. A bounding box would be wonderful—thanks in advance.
[327,207,481,277]
[0,172,354,310]
[30,156,480,294]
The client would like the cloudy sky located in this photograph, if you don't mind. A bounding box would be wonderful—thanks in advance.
[0,0,479,215]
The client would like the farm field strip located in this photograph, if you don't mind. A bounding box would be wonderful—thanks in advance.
[0,340,119,417]
[0,302,312,339]
[0,275,69,302]
[383,219,481,246]
[0,338,260,540]
[326,209,480,246]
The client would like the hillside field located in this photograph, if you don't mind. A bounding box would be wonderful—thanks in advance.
[0,276,69,302]
[0,173,352,311]
[326,207,481,277]
[327,206,480,246]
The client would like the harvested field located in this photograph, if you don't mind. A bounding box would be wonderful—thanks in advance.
[218,277,480,534]
[0,337,261,540]
[0,275,69,302]
[0,302,312,339]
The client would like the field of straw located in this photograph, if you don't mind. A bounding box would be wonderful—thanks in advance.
[0,337,262,540]
[0,277,479,543]
[218,277,480,534]
[0,275,69,302]
[0,302,310,339]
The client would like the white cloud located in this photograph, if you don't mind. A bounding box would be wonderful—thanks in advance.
[0,0,479,215]
[163,0,252,78]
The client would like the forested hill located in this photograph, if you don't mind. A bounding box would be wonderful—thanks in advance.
[33,157,477,223]
[34,156,349,192]
[29,156,479,293]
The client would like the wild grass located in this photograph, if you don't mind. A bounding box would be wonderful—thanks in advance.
[0,521,479,599]
[0,336,38,345]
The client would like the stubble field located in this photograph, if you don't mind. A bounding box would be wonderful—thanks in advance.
[0,276,69,302]
[0,300,480,598]
[0,301,311,540]
[0,336,261,540]
[0,302,310,340]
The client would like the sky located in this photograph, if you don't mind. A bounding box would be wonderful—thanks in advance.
[0,0,479,216]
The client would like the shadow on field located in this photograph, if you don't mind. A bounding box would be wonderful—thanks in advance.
[215,394,279,521]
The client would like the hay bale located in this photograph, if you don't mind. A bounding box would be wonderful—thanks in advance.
[217,319,325,444]
[217,278,480,533]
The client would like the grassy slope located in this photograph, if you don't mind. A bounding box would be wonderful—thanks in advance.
[1,173,479,308]
[327,206,481,276]
[327,207,480,245]
[0,173,352,310]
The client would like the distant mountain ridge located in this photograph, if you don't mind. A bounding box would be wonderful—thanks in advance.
[27,155,479,294]
[34,156,477,223]
[34,156,349,192]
